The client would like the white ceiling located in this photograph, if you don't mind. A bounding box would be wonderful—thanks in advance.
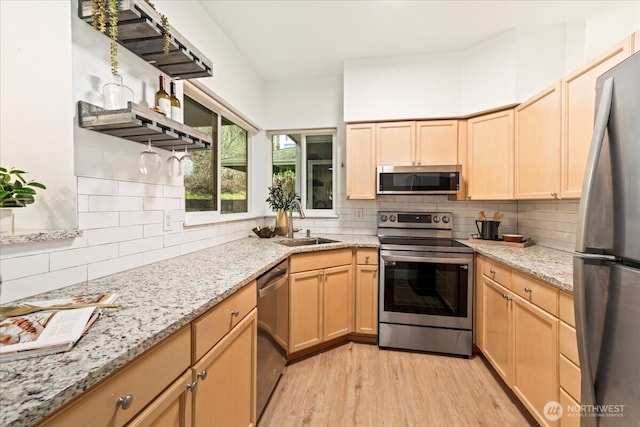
[197,0,618,80]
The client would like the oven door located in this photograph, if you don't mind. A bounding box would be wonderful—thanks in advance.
[379,249,473,330]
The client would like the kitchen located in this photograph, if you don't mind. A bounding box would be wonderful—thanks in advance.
[1,1,639,426]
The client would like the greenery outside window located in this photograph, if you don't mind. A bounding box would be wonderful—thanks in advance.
[271,132,335,213]
[183,95,249,216]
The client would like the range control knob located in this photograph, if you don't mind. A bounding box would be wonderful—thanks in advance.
[379,214,388,222]
[389,214,397,222]
[433,215,440,223]
[442,215,450,224]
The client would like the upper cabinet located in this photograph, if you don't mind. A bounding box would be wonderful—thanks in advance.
[346,123,377,200]
[78,0,213,79]
[514,82,562,200]
[376,121,416,165]
[415,120,459,166]
[467,109,514,200]
[560,36,633,198]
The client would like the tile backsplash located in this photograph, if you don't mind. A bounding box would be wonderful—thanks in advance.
[1,184,580,303]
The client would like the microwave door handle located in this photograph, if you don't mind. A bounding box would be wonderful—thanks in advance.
[576,77,613,253]
[383,254,469,265]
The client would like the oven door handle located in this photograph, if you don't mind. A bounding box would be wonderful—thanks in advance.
[381,254,470,265]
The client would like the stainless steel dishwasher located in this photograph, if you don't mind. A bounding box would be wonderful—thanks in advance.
[256,260,288,420]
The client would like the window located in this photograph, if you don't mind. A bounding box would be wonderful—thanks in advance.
[183,95,248,215]
[271,132,335,212]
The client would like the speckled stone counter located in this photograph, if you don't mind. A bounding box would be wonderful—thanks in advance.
[0,229,83,245]
[461,240,574,292]
[0,234,378,427]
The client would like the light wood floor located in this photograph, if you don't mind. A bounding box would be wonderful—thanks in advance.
[259,343,535,427]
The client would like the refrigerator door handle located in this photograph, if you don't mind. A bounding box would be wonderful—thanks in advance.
[576,77,614,253]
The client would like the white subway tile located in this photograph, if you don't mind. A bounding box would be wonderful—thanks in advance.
[120,210,163,226]
[143,223,165,238]
[0,236,88,259]
[77,177,118,196]
[78,195,89,212]
[119,236,164,256]
[1,253,49,281]
[87,225,144,246]
[143,245,181,265]
[89,195,144,212]
[163,185,185,198]
[0,266,87,304]
[143,197,181,211]
[50,244,119,271]
[78,212,119,229]
[88,254,143,281]
[119,181,163,197]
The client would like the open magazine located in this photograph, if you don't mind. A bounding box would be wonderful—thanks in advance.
[0,293,118,361]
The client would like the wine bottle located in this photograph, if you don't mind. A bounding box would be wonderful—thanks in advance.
[155,75,170,116]
[169,80,182,122]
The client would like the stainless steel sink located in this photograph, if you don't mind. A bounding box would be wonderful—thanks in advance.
[276,237,339,247]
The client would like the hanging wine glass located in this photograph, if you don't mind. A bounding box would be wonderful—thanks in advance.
[138,139,162,175]
[167,149,181,177]
[180,146,194,176]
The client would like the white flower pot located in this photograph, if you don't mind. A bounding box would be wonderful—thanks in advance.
[0,208,15,233]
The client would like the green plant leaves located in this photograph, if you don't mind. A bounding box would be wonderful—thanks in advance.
[0,167,46,208]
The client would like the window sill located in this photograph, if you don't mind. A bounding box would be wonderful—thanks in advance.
[183,212,263,228]
[265,212,339,219]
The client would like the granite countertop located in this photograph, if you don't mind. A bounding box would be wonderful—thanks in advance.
[461,240,574,292]
[0,234,379,427]
[0,229,83,245]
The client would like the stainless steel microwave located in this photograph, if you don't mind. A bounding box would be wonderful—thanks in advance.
[377,165,461,195]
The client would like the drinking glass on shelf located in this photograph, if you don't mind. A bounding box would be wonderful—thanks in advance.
[180,147,194,176]
[167,149,181,177]
[138,139,162,175]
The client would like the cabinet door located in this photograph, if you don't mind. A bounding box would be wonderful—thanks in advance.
[561,37,632,198]
[323,264,353,341]
[415,120,458,166]
[481,276,511,384]
[355,265,378,335]
[512,296,559,427]
[376,121,415,166]
[467,109,514,200]
[515,82,562,199]
[127,371,192,427]
[346,123,376,199]
[192,309,257,427]
[289,270,323,352]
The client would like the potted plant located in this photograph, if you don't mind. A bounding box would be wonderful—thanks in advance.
[0,167,46,233]
[266,172,299,236]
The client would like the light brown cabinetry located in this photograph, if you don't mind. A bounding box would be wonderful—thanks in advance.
[515,82,562,199]
[354,248,378,336]
[558,290,581,426]
[467,109,515,200]
[414,120,459,166]
[346,123,377,199]
[289,249,353,354]
[561,37,633,198]
[477,255,560,426]
[376,121,415,166]
[127,371,193,427]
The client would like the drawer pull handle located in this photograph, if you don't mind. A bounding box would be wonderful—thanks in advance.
[116,395,133,410]
[489,269,496,275]
[365,256,370,263]
[230,309,240,317]
[524,287,533,293]
[197,370,208,381]
[186,382,198,391]
[550,191,558,197]
[502,294,512,301]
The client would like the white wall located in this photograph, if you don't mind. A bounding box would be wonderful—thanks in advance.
[0,1,76,231]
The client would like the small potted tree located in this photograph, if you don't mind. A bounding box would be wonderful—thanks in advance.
[266,172,298,236]
[0,167,46,233]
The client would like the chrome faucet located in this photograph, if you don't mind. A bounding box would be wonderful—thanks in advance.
[287,199,306,238]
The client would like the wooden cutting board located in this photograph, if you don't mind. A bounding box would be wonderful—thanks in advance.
[468,237,534,248]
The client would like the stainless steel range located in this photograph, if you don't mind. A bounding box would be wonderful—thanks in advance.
[377,211,474,357]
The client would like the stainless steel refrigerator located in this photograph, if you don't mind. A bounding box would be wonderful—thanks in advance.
[574,51,640,426]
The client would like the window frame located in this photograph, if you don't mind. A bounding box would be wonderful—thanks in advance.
[269,129,338,218]
[183,82,256,226]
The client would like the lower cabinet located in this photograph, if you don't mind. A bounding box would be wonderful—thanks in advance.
[354,248,378,336]
[477,255,561,427]
[191,309,257,427]
[128,371,193,427]
[289,249,353,353]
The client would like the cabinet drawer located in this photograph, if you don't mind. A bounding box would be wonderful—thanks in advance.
[356,248,378,265]
[512,271,558,316]
[559,388,581,427]
[481,258,512,288]
[560,354,581,402]
[193,281,257,362]
[42,326,191,427]
[559,291,575,327]
[290,249,352,273]
[560,321,579,366]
